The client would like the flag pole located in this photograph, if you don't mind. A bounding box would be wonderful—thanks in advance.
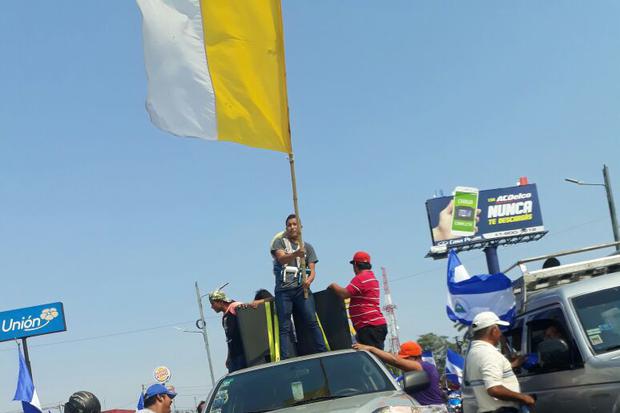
[21,338,33,379]
[288,153,308,298]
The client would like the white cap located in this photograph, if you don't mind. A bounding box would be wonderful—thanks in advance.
[471,311,510,332]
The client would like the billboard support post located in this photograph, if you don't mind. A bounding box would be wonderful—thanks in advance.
[484,246,500,274]
[21,338,33,379]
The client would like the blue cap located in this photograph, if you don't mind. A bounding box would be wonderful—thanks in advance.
[144,384,177,400]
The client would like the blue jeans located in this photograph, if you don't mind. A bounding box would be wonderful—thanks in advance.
[227,354,247,373]
[275,287,327,359]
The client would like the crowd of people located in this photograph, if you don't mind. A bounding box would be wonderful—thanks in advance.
[204,213,540,412]
[207,213,392,372]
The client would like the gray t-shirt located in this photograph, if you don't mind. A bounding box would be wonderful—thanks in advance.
[271,237,318,289]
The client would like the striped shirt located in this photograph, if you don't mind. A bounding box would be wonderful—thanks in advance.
[346,270,386,330]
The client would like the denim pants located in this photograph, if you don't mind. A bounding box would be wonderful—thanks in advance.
[275,287,327,359]
[227,354,247,373]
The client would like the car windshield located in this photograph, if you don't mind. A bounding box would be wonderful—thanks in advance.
[206,352,395,413]
[572,285,620,354]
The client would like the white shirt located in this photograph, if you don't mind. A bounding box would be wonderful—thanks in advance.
[465,340,520,413]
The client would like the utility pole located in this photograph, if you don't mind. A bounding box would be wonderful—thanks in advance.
[195,282,216,386]
[381,267,400,354]
[603,164,620,251]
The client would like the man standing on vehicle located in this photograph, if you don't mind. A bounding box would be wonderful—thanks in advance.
[271,214,327,359]
[329,251,387,349]
[209,288,247,372]
[465,311,536,413]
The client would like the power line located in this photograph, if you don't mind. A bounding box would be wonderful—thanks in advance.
[0,319,215,352]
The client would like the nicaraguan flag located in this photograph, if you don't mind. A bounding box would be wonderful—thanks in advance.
[136,393,145,411]
[446,250,515,325]
[421,350,436,366]
[445,348,464,386]
[13,347,42,413]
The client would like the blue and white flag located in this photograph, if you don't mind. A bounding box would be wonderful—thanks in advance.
[136,392,145,411]
[13,347,42,413]
[446,250,515,326]
[421,350,436,366]
[445,348,464,386]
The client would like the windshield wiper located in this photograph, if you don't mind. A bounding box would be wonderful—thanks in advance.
[291,395,350,406]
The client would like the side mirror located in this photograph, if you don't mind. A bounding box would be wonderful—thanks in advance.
[402,370,430,395]
[538,338,571,370]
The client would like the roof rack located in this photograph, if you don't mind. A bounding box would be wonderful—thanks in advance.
[505,241,620,312]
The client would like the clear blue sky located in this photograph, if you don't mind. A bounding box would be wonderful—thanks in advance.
[1,0,619,411]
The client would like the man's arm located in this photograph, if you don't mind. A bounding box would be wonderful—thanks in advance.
[353,343,423,371]
[329,282,351,299]
[481,355,536,407]
[274,248,305,265]
[487,386,535,407]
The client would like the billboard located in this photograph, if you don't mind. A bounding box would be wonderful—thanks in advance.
[426,184,545,252]
[0,302,67,342]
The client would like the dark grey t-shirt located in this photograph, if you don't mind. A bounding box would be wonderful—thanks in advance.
[271,237,318,289]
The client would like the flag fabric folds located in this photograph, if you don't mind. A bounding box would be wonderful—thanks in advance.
[445,348,464,386]
[13,347,42,413]
[446,250,515,326]
[421,350,436,366]
[136,393,145,411]
[137,0,292,153]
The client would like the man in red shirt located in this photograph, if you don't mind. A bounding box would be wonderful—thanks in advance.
[329,251,388,349]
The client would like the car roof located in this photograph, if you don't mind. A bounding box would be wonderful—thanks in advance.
[525,270,620,309]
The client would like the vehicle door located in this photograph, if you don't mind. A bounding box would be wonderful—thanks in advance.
[517,305,586,413]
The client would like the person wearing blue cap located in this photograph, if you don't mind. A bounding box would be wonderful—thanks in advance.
[138,384,176,413]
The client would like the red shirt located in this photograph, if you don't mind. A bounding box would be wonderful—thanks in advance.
[345,270,386,330]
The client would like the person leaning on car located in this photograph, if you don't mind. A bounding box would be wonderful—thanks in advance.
[465,311,536,413]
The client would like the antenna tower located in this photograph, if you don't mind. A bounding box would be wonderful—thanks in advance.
[381,267,400,354]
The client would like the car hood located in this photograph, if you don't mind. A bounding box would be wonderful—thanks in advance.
[273,390,423,413]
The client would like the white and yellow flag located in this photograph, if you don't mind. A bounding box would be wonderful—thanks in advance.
[137,0,292,153]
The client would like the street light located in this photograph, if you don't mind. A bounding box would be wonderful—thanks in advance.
[564,164,620,252]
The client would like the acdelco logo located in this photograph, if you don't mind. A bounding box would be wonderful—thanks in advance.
[496,193,532,202]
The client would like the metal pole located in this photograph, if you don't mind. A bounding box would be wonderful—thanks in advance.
[603,165,620,252]
[21,338,33,380]
[288,153,308,298]
[483,245,501,274]
[195,282,216,386]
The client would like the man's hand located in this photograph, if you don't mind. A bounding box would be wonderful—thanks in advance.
[352,343,372,352]
[510,354,526,369]
[521,394,536,407]
[432,200,481,241]
[293,248,305,258]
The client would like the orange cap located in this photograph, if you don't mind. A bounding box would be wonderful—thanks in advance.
[398,341,422,358]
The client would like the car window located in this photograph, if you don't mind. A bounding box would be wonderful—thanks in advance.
[572,286,620,355]
[523,306,583,374]
[206,352,394,413]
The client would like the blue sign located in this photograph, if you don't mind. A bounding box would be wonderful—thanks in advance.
[0,302,67,342]
[426,184,545,249]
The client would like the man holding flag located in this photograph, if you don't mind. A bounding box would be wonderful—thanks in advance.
[271,214,326,359]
